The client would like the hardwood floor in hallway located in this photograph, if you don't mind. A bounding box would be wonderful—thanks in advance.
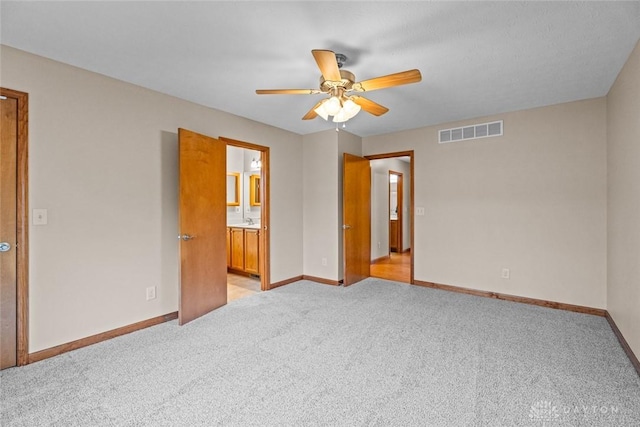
[370,251,411,283]
[227,273,261,302]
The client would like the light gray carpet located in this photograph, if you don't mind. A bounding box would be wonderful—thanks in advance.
[1,279,639,426]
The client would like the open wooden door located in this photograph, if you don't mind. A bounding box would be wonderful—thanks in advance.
[1,94,18,368]
[0,88,28,368]
[178,128,227,325]
[343,153,371,286]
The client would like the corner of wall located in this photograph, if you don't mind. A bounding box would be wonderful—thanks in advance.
[605,38,640,359]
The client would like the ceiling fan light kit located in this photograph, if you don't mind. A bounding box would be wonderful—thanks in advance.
[313,89,362,123]
[256,49,422,124]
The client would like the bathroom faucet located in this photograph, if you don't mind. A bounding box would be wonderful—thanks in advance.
[246,218,254,225]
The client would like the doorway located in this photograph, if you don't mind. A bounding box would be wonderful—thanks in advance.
[367,153,413,284]
[222,137,270,302]
[0,87,29,368]
[177,131,270,324]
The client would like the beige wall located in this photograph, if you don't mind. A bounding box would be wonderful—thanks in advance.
[301,130,361,282]
[364,98,608,309]
[1,46,304,352]
[607,40,640,357]
[302,130,340,280]
[3,41,637,358]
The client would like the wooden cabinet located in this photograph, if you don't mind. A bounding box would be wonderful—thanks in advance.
[230,228,245,271]
[389,220,398,252]
[226,228,232,268]
[227,227,260,276]
[244,229,260,275]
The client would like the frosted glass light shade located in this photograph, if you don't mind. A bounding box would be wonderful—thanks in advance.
[332,109,349,123]
[314,101,329,120]
[342,99,361,119]
[315,96,361,123]
[324,96,342,116]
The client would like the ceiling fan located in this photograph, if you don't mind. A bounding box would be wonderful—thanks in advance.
[256,49,422,123]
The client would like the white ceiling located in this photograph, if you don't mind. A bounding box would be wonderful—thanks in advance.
[2,1,639,137]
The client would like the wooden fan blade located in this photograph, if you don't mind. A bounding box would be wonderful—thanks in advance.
[355,69,422,92]
[302,110,317,120]
[350,96,389,116]
[302,100,324,120]
[256,89,321,95]
[311,49,342,82]
[302,99,326,120]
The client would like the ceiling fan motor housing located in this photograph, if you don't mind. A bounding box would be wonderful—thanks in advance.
[320,69,355,92]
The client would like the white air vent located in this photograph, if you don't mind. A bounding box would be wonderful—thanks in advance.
[439,120,503,144]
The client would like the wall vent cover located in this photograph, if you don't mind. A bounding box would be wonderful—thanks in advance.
[438,120,503,144]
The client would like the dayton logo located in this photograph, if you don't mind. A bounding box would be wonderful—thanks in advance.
[529,401,559,426]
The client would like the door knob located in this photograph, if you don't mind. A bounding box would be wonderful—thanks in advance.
[179,234,196,241]
[0,242,11,252]
[342,225,352,230]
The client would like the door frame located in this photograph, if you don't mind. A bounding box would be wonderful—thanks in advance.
[220,137,270,290]
[1,87,29,366]
[365,151,414,284]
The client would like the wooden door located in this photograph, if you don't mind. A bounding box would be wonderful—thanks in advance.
[343,153,371,286]
[1,96,18,368]
[178,128,227,325]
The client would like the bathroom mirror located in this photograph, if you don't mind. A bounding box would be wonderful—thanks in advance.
[249,174,261,206]
[226,172,240,206]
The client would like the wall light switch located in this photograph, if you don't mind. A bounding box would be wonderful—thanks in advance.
[33,209,48,225]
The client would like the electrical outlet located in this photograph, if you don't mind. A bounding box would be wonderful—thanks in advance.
[146,286,157,301]
[501,268,510,279]
[321,258,327,266]
[416,207,425,216]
